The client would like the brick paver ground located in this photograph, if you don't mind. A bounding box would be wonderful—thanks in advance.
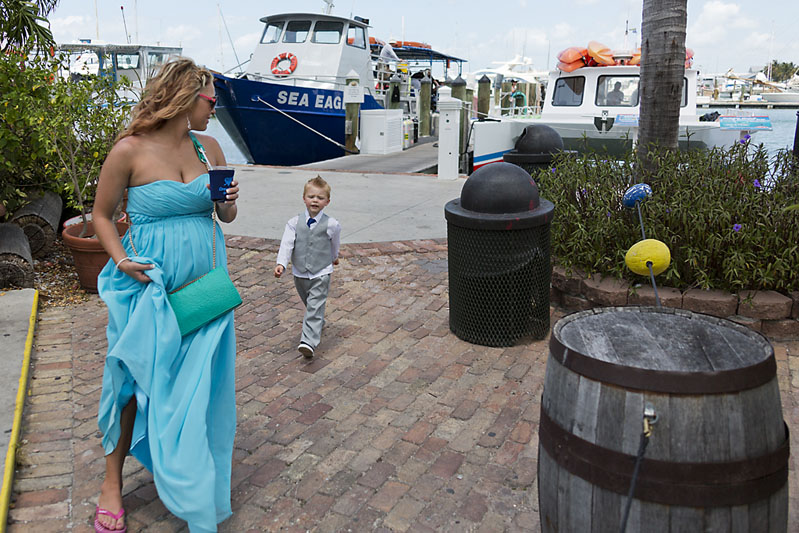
[6,236,799,532]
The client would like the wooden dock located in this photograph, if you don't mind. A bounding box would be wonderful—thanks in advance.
[699,101,799,109]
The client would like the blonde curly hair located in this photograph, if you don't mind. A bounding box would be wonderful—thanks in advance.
[117,57,213,141]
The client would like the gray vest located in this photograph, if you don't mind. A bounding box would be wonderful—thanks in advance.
[293,212,331,274]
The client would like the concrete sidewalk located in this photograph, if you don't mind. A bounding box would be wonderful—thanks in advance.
[5,235,799,532]
[0,289,36,487]
[225,166,465,244]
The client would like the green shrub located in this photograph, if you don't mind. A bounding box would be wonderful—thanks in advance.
[534,144,799,293]
[0,50,60,216]
[0,50,131,222]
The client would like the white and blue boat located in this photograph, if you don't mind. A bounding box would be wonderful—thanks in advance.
[213,8,464,166]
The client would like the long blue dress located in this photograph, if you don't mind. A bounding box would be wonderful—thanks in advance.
[97,173,236,533]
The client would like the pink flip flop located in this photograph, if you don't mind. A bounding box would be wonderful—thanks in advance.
[95,505,127,533]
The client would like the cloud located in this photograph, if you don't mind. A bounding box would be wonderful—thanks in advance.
[50,15,94,42]
[164,24,203,45]
[234,32,260,54]
[688,1,754,46]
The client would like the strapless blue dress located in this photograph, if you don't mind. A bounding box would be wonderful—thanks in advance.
[97,174,236,532]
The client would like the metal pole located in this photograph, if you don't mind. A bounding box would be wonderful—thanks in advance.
[793,110,799,160]
[793,110,799,176]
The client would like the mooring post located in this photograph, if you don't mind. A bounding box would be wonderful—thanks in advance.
[451,76,468,158]
[419,75,432,137]
[477,75,491,120]
[344,71,362,155]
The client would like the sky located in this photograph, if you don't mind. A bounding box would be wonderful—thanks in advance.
[47,0,799,78]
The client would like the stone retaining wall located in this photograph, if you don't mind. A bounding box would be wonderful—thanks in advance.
[551,265,799,340]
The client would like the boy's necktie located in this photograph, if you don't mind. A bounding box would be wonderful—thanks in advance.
[307,217,316,228]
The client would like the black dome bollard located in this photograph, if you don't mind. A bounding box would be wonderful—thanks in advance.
[445,162,555,346]
[503,124,567,174]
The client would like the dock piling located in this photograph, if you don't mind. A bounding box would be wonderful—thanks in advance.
[344,71,362,155]
[420,75,432,137]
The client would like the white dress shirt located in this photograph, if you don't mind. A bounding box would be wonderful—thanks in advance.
[276,209,341,279]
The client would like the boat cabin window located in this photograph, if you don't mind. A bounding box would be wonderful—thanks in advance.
[283,21,311,44]
[312,21,343,44]
[552,77,585,107]
[596,75,688,107]
[346,25,366,49]
[261,22,284,44]
[115,53,139,70]
[597,76,639,107]
[146,52,168,71]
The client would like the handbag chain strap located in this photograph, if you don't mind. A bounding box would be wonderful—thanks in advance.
[126,132,219,287]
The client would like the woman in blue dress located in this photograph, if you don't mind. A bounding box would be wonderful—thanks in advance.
[91,57,239,532]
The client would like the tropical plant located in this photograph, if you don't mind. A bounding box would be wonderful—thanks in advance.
[0,49,131,227]
[0,0,58,52]
[535,144,799,293]
[637,0,687,176]
[768,60,798,83]
[0,48,61,216]
[49,64,132,236]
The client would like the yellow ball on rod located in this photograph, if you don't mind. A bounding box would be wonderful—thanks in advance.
[625,239,671,276]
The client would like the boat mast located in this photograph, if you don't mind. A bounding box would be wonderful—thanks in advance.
[121,6,131,44]
[94,0,99,40]
[322,0,334,14]
[134,0,139,43]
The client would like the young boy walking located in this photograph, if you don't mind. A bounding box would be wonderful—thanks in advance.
[274,176,341,358]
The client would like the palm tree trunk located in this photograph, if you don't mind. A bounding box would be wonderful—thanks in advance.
[637,0,687,177]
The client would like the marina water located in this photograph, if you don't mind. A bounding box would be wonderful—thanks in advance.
[209,109,798,167]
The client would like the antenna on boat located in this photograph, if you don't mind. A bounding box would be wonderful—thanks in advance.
[120,6,131,44]
[322,0,334,14]
[623,19,638,50]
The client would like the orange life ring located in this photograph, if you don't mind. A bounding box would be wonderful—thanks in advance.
[557,59,585,72]
[587,41,615,66]
[557,47,587,64]
[271,52,298,77]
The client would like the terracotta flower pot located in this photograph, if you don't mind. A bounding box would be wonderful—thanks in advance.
[62,220,128,293]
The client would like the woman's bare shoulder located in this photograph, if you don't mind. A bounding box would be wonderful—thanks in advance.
[105,135,140,164]
[192,133,225,165]
[192,132,221,150]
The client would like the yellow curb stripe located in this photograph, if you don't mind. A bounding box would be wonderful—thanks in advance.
[0,290,38,532]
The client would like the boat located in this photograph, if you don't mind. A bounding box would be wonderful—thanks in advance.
[57,40,183,101]
[761,91,799,104]
[212,8,464,166]
[471,47,772,169]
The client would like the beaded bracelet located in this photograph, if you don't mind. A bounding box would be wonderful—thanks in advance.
[115,256,132,269]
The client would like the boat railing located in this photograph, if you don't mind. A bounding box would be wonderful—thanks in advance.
[497,104,541,117]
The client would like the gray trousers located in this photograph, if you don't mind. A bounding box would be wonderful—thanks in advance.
[293,274,330,348]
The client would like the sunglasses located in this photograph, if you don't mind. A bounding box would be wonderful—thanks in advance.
[197,93,217,109]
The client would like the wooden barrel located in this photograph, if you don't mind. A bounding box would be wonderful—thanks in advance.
[538,307,789,533]
[10,191,62,258]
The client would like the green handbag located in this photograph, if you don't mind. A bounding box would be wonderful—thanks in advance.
[128,208,242,336]
[167,263,242,336]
